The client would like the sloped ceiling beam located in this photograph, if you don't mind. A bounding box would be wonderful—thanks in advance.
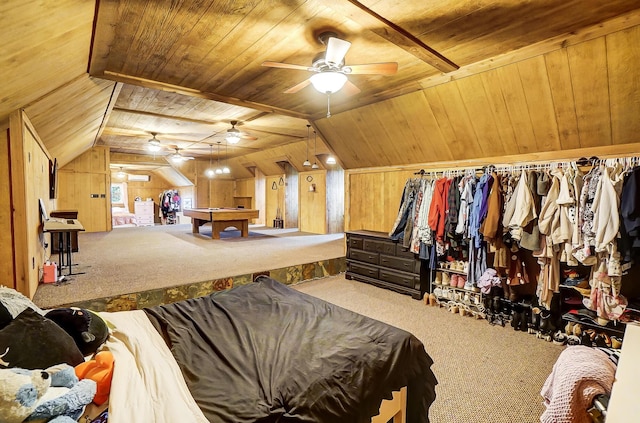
[322,0,459,73]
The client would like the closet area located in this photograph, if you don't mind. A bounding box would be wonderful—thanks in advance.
[387,156,640,349]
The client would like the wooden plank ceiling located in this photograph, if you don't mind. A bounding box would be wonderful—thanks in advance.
[2,0,640,175]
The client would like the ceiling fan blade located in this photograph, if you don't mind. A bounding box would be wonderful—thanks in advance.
[240,134,258,141]
[284,79,312,94]
[325,37,351,65]
[347,62,398,75]
[262,61,311,71]
[341,80,361,96]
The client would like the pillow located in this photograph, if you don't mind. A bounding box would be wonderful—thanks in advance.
[0,286,45,318]
[0,302,11,330]
[45,308,109,356]
[0,308,84,370]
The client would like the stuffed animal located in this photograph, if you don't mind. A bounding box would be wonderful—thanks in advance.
[0,368,51,423]
[44,307,109,356]
[75,351,114,405]
[0,364,97,423]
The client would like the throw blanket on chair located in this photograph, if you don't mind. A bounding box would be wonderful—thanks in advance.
[540,346,616,423]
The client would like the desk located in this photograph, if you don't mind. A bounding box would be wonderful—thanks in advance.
[50,210,79,253]
[44,218,85,277]
[183,208,259,239]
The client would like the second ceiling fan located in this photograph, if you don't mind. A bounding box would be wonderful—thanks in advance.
[262,31,398,97]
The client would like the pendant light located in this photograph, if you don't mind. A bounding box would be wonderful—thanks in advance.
[205,144,215,178]
[326,156,337,165]
[303,124,311,167]
[222,139,230,174]
[215,141,223,174]
[311,130,319,169]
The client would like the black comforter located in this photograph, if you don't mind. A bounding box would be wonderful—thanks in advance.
[144,276,437,423]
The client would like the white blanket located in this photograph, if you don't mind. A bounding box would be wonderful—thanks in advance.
[540,345,615,423]
[99,310,208,423]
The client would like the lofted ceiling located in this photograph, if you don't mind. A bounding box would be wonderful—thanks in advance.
[2,0,640,179]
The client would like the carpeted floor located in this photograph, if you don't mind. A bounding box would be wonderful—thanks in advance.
[296,276,563,423]
[33,224,344,308]
[33,223,562,422]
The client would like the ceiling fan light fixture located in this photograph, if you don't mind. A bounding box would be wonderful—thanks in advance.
[171,153,185,163]
[117,167,126,178]
[147,142,162,152]
[226,134,241,144]
[310,71,347,94]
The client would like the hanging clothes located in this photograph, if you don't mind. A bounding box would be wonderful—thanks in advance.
[428,177,451,243]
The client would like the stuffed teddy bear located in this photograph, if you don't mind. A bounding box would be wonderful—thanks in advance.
[0,364,96,423]
[44,307,109,356]
[0,367,51,423]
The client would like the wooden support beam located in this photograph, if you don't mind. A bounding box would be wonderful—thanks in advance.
[321,0,458,73]
[98,71,311,121]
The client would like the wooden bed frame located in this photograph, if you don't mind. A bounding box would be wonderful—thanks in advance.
[371,387,407,423]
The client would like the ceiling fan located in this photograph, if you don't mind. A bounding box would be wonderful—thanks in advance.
[147,132,163,152]
[262,31,398,99]
[169,147,195,162]
[224,121,257,144]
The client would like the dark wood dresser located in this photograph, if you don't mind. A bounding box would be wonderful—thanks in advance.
[345,230,428,300]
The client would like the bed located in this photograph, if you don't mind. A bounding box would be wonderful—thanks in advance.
[99,276,438,422]
[111,206,137,227]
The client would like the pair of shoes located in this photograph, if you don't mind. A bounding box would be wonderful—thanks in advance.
[539,309,556,335]
[451,274,466,289]
[552,331,568,345]
[428,293,437,307]
[442,272,451,286]
[511,303,525,331]
[529,307,541,334]
[566,335,581,345]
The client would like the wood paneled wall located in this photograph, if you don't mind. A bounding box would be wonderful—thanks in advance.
[58,147,110,232]
[299,170,327,234]
[265,175,285,227]
[7,111,55,297]
[346,169,414,233]
[284,163,299,229]
[0,125,13,287]
[326,166,345,234]
[316,24,640,170]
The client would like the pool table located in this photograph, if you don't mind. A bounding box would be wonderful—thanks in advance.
[183,208,259,239]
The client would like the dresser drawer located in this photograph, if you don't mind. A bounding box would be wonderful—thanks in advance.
[395,244,417,259]
[379,254,420,274]
[136,216,154,224]
[348,236,364,250]
[134,201,154,215]
[349,249,379,265]
[347,261,379,279]
[379,269,417,289]
[364,239,395,255]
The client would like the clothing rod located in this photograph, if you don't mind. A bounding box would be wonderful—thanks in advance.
[410,154,640,176]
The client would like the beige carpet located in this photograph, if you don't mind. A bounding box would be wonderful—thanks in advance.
[33,223,562,422]
[296,276,563,423]
[33,224,344,308]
